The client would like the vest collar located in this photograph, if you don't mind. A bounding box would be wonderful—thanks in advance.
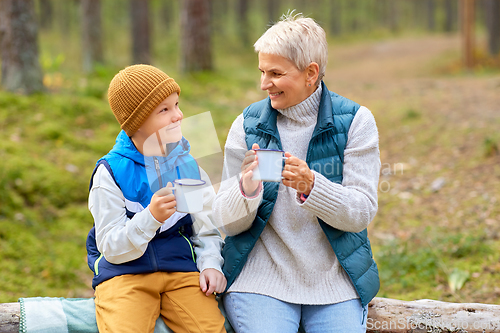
[255,81,334,140]
[111,130,145,165]
[255,101,279,140]
[109,130,192,167]
[313,81,335,137]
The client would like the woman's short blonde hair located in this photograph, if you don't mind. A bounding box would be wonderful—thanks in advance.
[254,11,327,86]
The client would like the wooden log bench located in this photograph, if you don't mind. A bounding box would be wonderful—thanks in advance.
[1,297,499,332]
[366,297,500,332]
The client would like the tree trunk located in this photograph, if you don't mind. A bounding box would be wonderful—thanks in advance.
[267,0,280,24]
[38,0,53,30]
[387,0,399,33]
[461,0,475,69]
[237,0,249,46]
[485,0,500,55]
[180,0,212,72]
[159,0,173,31]
[211,0,228,36]
[427,0,436,31]
[59,0,73,39]
[330,0,342,36]
[0,0,44,95]
[347,0,358,32]
[130,0,151,65]
[444,0,457,32]
[81,0,103,73]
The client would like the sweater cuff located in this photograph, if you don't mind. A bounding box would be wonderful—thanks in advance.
[300,171,343,215]
[239,178,263,199]
[133,208,164,239]
[225,179,263,220]
[198,256,224,274]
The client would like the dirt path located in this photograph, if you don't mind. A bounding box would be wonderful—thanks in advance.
[330,34,460,81]
[327,34,499,118]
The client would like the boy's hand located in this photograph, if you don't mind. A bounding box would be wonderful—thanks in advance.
[199,268,227,296]
[241,143,261,195]
[149,182,176,222]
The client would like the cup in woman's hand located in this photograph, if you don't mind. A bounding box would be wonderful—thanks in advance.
[252,149,287,182]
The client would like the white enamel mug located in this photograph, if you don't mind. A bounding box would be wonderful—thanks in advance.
[172,179,206,213]
[252,149,287,182]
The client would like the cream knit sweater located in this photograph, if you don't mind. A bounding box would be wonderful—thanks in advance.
[213,86,380,305]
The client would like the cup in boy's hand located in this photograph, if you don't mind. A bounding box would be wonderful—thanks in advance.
[171,179,206,213]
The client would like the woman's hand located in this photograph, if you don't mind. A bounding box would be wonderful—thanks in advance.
[282,153,315,195]
[240,143,261,196]
[199,268,227,296]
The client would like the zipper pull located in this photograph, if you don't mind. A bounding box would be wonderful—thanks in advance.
[153,157,163,188]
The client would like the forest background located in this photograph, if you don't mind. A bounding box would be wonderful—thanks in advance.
[0,0,499,305]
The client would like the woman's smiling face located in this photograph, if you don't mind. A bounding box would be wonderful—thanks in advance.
[258,52,314,110]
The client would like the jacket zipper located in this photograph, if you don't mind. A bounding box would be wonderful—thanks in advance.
[151,158,161,271]
[153,157,163,189]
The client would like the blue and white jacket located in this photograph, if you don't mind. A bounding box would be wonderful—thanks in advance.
[86,130,224,289]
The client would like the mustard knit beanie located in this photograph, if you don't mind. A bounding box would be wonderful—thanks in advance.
[107,64,181,136]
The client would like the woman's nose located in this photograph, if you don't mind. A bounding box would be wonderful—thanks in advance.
[260,75,272,91]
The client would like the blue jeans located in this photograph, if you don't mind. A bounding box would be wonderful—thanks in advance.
[223,292,367,333]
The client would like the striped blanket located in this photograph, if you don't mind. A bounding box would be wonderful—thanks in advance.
[19,297,233,333]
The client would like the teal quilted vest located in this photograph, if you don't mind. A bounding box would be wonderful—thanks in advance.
[222,82,380,307]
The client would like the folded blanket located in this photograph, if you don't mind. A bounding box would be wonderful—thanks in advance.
[19,297,233,333]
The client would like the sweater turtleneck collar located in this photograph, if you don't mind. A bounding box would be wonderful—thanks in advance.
[276,84,322,125]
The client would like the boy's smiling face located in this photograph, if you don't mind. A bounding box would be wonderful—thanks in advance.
[132,92,183,155]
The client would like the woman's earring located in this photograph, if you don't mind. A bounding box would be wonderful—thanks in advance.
[308,84,311,86]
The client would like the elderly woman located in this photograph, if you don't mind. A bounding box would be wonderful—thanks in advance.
[213,12,380,333]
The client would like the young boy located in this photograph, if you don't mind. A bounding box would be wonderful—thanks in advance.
[86,64,227,333]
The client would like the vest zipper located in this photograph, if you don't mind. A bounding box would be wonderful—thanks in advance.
[153,157,163,188]
[179,229,196,263]
[148,243,159,271]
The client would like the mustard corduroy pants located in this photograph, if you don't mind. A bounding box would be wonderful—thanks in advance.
[95,271,226,333]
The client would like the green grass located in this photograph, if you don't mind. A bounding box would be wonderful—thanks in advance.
[374,228,496,301]
[0,91,117,300]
